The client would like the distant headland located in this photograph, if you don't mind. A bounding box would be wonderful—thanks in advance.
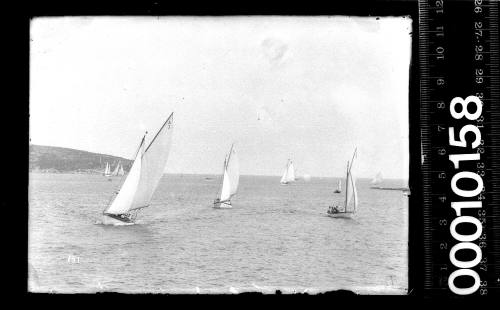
[29,144,132,174]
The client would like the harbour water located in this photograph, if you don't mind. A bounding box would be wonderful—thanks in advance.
[28,173,408,294]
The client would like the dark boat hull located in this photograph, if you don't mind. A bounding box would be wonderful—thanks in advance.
[102,213,135,225]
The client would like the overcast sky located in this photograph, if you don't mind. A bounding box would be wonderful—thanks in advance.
[30,16,412,179]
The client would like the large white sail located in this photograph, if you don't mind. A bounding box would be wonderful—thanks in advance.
[345,169,358,212]
[219,145,239,202]
[105,113,174,214]
[130,114,174,210]
[105,141,144,214]
[219,170,232,202]
[345,149,358,212]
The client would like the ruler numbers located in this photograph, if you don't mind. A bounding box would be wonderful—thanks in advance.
[419,0,500,296]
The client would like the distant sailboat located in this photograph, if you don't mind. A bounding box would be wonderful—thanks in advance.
[103,162,111,177]
[327,148,358,218]
[111,161,125,177]
[101,113,174,225]
[334,180,342,193]
[280,159,295,185]
[370,172,383,188]
[118,163,125,176]
[213,144,239,209]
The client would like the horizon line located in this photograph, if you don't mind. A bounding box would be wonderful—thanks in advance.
[29,143,408,181]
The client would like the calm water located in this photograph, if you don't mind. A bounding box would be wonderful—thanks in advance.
[28,173,408,294]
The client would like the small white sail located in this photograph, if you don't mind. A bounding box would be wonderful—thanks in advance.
[280,159,295,184]
[219,145,239,202]
[104,162,111,176]
[287,161,295,182]
[111,162,120,176]
[371,172,383,185]
[105,113,174,215]
[337,180,342,191]
[118,163,125,176]
[280,167,288,184]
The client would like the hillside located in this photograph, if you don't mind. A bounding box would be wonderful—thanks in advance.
[29,144,133,174]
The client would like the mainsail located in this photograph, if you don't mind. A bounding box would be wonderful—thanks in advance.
[345,165,358,212]
[104,113,174,215]
[280,159,295,184]
[337,180,342,192]
[219,144,239,202]
[344,149,358,213]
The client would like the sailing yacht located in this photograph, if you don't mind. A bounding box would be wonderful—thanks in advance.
[101,113,174,225]
[370,172,383,189]
[327,148,358,218]
[118,163,125,176]
[111,161,125,177]
[103,162,111,177]
[280,159,295,185]
[213,144,239,209]
[334,180,342,193]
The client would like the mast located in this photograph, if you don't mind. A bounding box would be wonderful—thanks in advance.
[226,143,234,169]
[344,160,349,212]
[353,173,356,213]
[346,148,357,212]
[223,144,232,201]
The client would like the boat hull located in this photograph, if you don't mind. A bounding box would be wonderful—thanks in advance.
[101,214,135,226]
[371,186,408,191]
[333,190,341,193]
[327,212,354,219]
[213,201,232,209]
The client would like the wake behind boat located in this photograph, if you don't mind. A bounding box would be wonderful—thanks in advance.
[213,143,239,209]
[101,113,174,225]
[327,148,358,219]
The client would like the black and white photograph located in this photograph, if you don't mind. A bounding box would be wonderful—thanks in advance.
[29,16,412,294]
